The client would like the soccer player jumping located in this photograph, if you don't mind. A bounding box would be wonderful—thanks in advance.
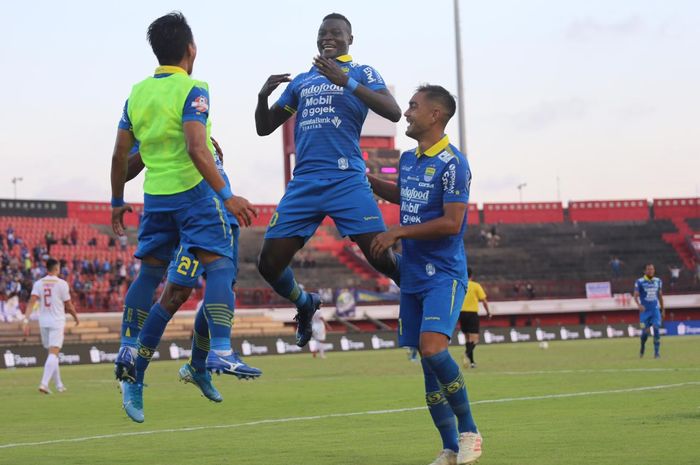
[634,263,665,358]
[368,85,482,465]
[111,12,258,423]
[255,13,402,347]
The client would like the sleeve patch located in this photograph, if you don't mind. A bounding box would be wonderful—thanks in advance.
[191,95,209,113]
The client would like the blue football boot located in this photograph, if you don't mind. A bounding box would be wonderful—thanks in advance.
[122,382,144,423]
[179,363,223,402]
[206,351,262,379]
[295,293,322,347]
[114,346,137,383]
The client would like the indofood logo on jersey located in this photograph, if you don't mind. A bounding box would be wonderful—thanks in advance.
[401,187,430,203]
[300,83,344,97]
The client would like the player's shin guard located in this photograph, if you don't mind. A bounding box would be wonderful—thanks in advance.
[424,350,478,434]
[269,266,309,309]
[134,303,172,383]
[190,306,210,372]
[202,258,236,352]
[422,358,459,452]
[121,263,167,348]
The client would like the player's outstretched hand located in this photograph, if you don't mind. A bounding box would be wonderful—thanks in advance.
[313,56,347,87]
[211,137,224,164]
[111,204,133,236]
[370,229,400,260]
[225,195,258,227]
[259,74,292,98]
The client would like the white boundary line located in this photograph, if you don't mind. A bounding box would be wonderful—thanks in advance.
[1,381,698,450]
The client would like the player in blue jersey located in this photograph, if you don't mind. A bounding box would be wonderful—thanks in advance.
[255,13,402,347]
[115,139,261,403]
[110,12,258,423]
[633,263,665,358]
[368,85,482,465]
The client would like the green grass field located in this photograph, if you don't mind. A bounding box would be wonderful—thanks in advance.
[1,337,699,465]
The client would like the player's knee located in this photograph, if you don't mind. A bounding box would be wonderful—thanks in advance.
[160,284,192,313]
[366,250,394,275]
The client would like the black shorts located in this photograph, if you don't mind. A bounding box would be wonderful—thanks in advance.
[459,312,480,334]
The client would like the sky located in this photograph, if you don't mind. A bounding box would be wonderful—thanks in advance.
[1,0,699,206]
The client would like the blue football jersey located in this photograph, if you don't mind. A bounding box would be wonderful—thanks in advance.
[635,276,662,312]
[275,55,387,178]
[398,135,471,293]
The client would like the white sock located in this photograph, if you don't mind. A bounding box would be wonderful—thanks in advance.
[52,357,64,388]
[41,354,58,387]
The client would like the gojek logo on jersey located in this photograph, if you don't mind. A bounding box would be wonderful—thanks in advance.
[401,186,430,203]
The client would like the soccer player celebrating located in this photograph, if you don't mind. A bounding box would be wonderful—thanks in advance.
[115,138,260,407]
[255,13,402,347]
[459,268,491,369]
[110,12,258,423]
[24,259,79,394]
[634,263,665,358]
[368,85,482,465]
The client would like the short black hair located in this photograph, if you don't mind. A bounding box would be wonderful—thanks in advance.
[468,267,473,278]
[416,84,457,121]
[46,258,59,271]
[323,13,352,32]
[147,12,193,65]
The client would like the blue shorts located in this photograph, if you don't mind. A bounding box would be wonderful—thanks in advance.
[135,180,234,263]
[398,280,466,348]
[168,225,239,287]
[640,310,662,330]
[264,174,386,241]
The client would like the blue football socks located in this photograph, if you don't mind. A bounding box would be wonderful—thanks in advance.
[190,305,210,372]
[135,303,172,383]
[423,350,478,434]
[121,263,166,348]
[202,258,236,353]
[270,266,309,309]
[640,332,649,354]
[421,357,459,452]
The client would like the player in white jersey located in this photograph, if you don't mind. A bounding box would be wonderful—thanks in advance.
[310,311,330,358]
[24,259,79,394]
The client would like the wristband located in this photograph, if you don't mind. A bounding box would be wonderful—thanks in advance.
[345,77,359,93]
[217,185,233,201]
[111,197,125,208]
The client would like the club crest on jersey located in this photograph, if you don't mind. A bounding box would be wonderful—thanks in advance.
[424,166,436,182]
[338,157,349,170]
[191,95,209,113]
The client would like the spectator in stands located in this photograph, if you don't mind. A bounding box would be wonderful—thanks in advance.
[6,225,15,246]
[60,235,70,245]
[668,265,681,289]
[70,226,78,246]
[0,231,4,251]
[119,234,128,251]
[525,282,535,299]
[108,236,116,248]
[87,237,97,246]
[609,256,624,277]
[512,282,521,297]
[44,231,57,254]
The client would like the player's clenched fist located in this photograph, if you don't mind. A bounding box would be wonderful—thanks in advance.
[258,74,292,98]
[225,195,258,227]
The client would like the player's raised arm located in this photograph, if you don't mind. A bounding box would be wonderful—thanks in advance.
[367,173,400,204]
[313,56,401,122]
[183,121,257,226]
[255,74,293,136]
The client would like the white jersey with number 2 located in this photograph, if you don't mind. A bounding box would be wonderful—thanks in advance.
[31,276,71,328]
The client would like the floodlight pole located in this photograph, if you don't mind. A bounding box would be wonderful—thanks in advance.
[453,0,467,155]
[11,177,23,200]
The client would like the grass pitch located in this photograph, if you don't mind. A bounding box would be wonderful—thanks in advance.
[1,337,699,465]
